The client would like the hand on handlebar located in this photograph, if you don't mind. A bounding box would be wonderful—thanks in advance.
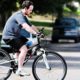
[37,32,44,38]
[33,28,44,38]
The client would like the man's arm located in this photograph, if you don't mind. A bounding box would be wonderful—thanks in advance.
[31,25,39,33]
[21,23,37,35]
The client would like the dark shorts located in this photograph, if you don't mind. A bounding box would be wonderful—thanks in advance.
[3,36,28,51]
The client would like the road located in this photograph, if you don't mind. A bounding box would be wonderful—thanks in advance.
[1,39,80,80]
[6,51,80,80]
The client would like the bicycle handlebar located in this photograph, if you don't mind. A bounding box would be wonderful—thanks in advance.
[36,28,45,38]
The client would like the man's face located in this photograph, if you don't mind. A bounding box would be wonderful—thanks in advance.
[25,5,34,15]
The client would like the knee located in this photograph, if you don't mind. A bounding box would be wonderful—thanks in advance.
[20,46,28,53]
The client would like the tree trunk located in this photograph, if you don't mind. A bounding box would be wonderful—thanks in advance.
[0,11,12,31]
[51,5,63,43]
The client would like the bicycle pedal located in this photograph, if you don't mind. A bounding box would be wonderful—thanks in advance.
[13,65,18,73]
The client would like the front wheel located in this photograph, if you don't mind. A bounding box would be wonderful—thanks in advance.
[32,51,67,80]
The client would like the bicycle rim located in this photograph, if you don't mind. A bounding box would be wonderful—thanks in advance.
[32,51,67,80]
[0,49,12,80]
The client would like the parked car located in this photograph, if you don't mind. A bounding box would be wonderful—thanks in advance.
[0,29,38,53]
[51,17,80,43]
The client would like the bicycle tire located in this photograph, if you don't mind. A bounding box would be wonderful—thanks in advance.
[32,51,67,80]
[0,48,12,80]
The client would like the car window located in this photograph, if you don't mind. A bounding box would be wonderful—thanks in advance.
[60,18,77,27]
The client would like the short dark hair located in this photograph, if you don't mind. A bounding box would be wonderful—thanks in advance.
[22,0,33,9]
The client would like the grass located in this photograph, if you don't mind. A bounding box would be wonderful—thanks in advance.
[0,20,53,37]
[30,20,52,27]
[43,29,52,36]
[0,14,53,36]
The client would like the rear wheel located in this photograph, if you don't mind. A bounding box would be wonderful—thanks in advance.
[0,48,12,80]
[32,51,67,80]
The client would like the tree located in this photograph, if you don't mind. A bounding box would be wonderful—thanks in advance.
[31,0,80,18]
[0,0,80,35]
[0,0,18,28]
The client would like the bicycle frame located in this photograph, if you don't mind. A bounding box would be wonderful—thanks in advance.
[0,28,67,80]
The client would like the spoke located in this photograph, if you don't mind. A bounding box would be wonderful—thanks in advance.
[0,66,12,69]
[0,60,14,65]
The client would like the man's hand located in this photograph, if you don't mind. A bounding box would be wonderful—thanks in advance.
[37,32,44,38]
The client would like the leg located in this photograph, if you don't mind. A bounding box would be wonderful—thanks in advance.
[14,52,19,59]
[17,45,28,71]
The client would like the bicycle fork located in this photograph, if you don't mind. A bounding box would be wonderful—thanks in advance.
[39,48,51,70]
[42,53,51,70]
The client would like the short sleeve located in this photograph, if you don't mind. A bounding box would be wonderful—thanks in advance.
[15,13,32,26]
[15,13,26,25]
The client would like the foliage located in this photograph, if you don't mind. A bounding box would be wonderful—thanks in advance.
[0,0,80,27]
[0,0,80,14]
[0,0,18,13]
[30,0,80,14]
[30,20,52,27]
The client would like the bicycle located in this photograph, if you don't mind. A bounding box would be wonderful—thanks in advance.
[0,28,67,80]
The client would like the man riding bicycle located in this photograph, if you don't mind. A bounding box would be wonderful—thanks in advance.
[2,0,39,76]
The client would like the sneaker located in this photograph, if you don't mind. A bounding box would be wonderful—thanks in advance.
[16,70,30,76]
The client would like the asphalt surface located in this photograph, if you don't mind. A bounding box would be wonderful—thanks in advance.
[4,40,80,80]
[1,35,80,80]
[6,52,80,80]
